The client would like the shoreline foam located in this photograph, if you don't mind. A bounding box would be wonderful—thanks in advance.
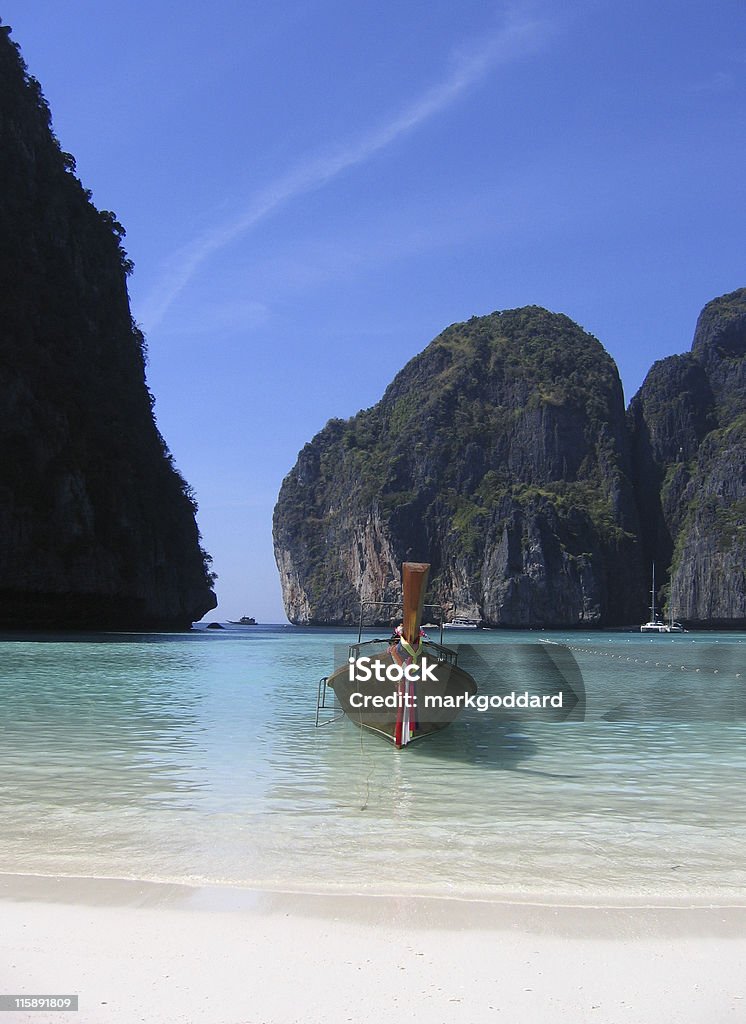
[2,871,746,925]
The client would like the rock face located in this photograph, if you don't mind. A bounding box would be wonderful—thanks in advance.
[274,307,646,626]
[0,23,216,628]
[628,289,746,627]
[276,290,746,629]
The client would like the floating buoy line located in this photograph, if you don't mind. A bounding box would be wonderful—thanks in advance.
[539,639,742,680]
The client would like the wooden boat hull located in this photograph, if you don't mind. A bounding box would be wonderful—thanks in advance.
[327,650,478,745]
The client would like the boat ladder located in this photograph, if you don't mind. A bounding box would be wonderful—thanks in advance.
[315,676,343,728]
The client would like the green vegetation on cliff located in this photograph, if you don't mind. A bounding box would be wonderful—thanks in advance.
[274,306,644,626]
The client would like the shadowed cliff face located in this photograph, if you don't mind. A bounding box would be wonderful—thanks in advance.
[274,307,646,627]
[628,288,746,627]
[0,24,216,628]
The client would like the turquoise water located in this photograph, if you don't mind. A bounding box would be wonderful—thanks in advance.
[0,627,744,900]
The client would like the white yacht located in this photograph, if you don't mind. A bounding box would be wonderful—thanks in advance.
[444,616,481,629]
[640,564,687,633]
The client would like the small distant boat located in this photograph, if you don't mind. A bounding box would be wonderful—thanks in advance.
[229,615,257,625]
[641,564,667,632]
[664,604,686,633]
[444,616,481,629]
[325,562,478,747]
[666,573,687,632]
[640,565,687,633]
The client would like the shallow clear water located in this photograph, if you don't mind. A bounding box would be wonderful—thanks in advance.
[0,627,744,900]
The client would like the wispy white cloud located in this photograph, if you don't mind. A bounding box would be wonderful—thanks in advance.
[155,297,271,337]
[688,70,736,95]
[139,12,552,331]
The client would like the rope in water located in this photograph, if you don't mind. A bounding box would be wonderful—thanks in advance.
[553,641,743,680]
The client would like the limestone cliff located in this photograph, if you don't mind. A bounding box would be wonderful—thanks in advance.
[0,22,216,628]
[274,307,645,626]
[628,289,746,626]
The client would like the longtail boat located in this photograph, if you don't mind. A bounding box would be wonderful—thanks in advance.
[326,562,478,747]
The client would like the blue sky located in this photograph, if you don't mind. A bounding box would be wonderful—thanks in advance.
[3,0,744,621]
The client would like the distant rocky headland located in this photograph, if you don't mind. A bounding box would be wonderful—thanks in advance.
[0,22,216,629]
[628,290,746,628]
[274,290,745,628]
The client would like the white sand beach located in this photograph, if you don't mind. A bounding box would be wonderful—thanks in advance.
[1,877,745,1024]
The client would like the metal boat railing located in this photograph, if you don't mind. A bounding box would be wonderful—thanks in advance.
[315,675,344,728]
[346,636,458,665]
[356,599,448,646]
